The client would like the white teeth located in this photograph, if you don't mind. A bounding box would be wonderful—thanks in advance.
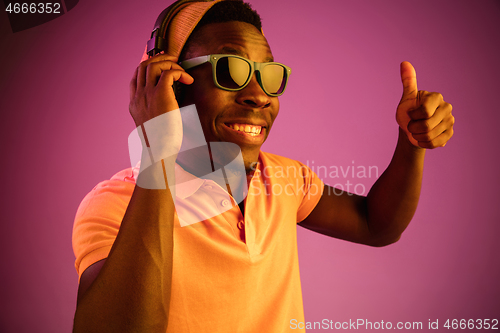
[228,123,262,135]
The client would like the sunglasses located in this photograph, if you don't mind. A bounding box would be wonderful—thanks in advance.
[180,54,292,97]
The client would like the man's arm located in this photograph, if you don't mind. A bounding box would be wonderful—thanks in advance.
[74,181,175,332]
[299,62,454,246]
[73,54,194,333]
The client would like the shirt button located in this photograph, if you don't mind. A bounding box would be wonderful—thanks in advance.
[221,199,230,207]
[204,185,213,189]
[237,220,245,230]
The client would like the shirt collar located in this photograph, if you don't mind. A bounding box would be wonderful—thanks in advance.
[131,162,205,199]
[131,151,266,199]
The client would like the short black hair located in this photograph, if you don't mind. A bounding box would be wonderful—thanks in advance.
[196,0,262,32]
[179,0,262,60]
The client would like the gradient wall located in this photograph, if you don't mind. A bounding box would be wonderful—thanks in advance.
[0,0,498,332]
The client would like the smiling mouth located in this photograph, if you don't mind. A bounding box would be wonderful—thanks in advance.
[225,123,263,136]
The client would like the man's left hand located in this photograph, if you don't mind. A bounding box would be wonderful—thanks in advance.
[396,61,455,149]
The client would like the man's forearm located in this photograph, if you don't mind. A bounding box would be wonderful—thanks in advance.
[73,162,175,333]
[365,128,426,245]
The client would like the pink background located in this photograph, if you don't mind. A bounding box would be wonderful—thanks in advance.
[1,0,499,331]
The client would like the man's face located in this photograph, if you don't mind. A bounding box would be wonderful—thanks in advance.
[179,21,280,171]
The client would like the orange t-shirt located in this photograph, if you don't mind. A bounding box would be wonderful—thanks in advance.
[73,151,324,332]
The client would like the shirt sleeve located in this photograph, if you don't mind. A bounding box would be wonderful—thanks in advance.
[294,161,324,223]
[72,169,135,280]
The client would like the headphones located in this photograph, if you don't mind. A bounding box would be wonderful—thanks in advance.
[147,0,218,57]
[146,0,222,102]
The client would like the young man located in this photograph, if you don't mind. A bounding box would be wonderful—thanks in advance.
[72,1,454,332]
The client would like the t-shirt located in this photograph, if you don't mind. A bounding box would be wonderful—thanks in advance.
[73,151,324,332]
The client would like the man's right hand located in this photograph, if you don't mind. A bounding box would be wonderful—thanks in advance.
[129,54,194,128]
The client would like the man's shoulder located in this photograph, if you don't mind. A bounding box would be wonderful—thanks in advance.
[259,151,307,167]
[75,167,136,225]
[79,167,136,207]
[91,167,136,190]
[259,151,315,181]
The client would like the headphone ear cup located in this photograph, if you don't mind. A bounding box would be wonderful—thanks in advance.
[173,81,185,105]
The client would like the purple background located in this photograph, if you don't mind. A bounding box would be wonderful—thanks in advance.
[1,0,499,332]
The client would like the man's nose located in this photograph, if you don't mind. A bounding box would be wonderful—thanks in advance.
[235,72,272,108]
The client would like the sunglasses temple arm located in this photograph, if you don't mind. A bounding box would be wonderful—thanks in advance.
[179,55,211,70]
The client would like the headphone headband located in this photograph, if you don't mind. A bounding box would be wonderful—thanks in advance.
[146,0,225,58]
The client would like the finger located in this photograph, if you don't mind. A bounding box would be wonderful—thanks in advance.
[408,92,447,121]
[145,62,188,88]
[156,69,194,92]
[141,53,178,65]
[400,61,418,106]
[136,54,179,90]
[408,100,452,133]
[417,127,454,149]
[411,113,454,142]
[130,67,138,102]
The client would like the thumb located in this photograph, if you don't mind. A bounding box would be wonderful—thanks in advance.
[400,61,418,103]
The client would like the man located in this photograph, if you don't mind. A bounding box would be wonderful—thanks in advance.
[72,1,454,332]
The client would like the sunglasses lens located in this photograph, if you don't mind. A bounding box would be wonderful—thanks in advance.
[214,56,288,95]
[216,56,250,89]
[261,64,286,95]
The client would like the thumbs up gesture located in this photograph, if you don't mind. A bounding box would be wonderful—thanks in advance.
[396,61,454,148]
